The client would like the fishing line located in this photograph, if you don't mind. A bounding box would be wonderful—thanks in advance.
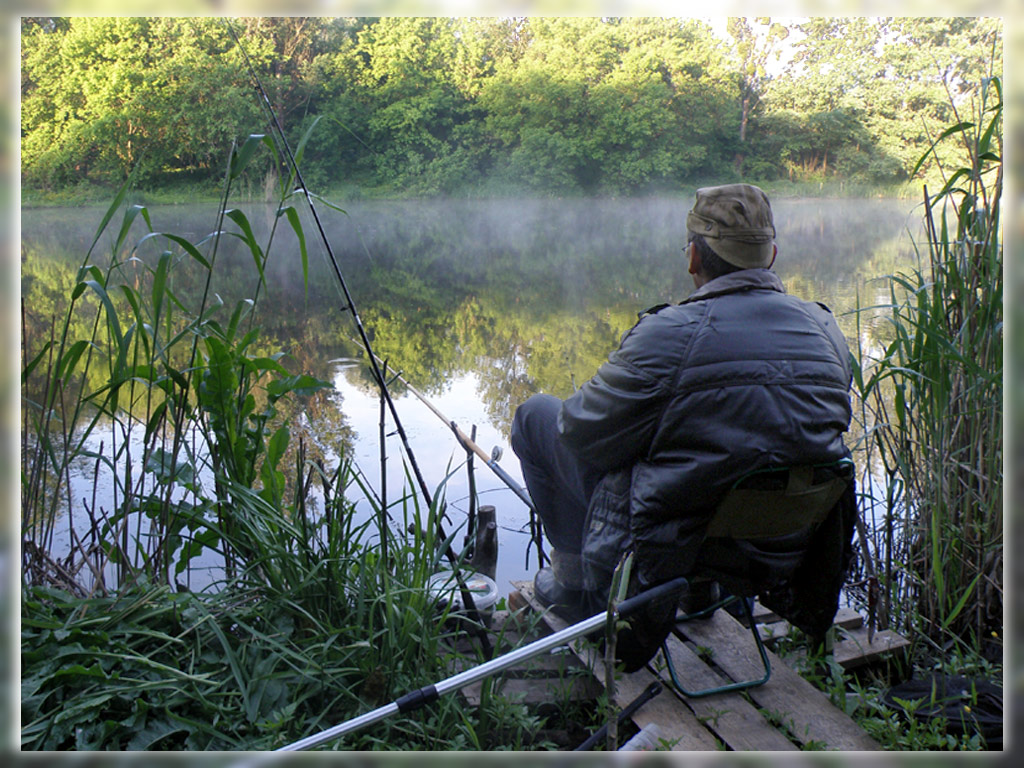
[225,20,492,657]
[358,345,548,568]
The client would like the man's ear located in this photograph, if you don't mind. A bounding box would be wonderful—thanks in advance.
[767,244,777,269]
[687,242,701,275]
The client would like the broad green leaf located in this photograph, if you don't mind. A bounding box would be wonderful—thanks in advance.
[230,133,267,180]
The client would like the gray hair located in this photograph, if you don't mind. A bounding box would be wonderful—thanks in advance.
[689,233,743,279]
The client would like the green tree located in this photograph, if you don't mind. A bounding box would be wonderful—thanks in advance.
[589,18,737,189]
[726,17,789,173]
[479,17,736,192]
[342,17,489,194]
[21,18,262,188]
[759,17,1001,184]
[20,15,1002,196]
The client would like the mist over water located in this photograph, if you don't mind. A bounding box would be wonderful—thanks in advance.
[22,196,922,590]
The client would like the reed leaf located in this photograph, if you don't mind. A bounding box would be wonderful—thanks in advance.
[229,133,267,181]
[280,205,309,294]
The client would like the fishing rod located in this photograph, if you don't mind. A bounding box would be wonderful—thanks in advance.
[277,575,688,751]
[225,21,492,655]
[224,21,431,507]
[362,347,547,567]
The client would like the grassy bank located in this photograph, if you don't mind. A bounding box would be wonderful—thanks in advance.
[19,137,581,750]
[21,175,923,209]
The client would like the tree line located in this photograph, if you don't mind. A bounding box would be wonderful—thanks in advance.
[20,16,1001,197]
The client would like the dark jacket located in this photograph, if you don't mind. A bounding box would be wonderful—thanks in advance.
[557,269,853,598]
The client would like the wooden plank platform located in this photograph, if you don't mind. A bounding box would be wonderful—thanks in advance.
[677,608,879,750]
[509,581,883,751]
[455,609,603,706]
[751,603,910,671]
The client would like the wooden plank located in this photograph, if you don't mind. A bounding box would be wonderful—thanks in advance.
[834,607,865,629]
[512,581,721,751]
[751,603,862,631]
[751,601,780,625]
[461,666,604,706]
[834,627,910,669]
[678,610,880,750]
[757,620,794,644]
[658,633,799,751]
[783,626,909,672]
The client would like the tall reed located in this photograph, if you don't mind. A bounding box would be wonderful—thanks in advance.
[852,76,1002,647]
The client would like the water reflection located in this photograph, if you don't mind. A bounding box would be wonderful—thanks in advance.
[22,196,922,588]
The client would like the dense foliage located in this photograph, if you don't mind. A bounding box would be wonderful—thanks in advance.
[21,16,1001,196]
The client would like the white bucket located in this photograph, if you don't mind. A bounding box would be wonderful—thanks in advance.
[427,570,499,615]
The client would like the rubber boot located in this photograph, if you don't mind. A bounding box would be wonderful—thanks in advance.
[533,550,590,622]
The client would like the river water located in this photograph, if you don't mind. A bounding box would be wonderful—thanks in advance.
[21,195,924,591]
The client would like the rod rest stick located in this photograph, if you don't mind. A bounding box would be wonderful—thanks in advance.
[575,680,663,751]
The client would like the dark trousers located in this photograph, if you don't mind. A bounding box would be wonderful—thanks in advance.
[510,394,605,554]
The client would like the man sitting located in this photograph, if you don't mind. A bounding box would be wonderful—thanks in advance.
[511,183,855,669]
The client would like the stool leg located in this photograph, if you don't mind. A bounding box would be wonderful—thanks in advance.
[662,594,772,699]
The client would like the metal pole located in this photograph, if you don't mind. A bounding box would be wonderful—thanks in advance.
[277,576,688,751]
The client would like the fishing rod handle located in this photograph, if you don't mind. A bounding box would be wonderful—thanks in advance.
[277,701,400,751]
[617,576,689,618]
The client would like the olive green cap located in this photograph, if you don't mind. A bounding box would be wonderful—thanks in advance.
[686,183,776,268]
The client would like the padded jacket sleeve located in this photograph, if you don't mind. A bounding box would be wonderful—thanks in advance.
[557,309,691,472]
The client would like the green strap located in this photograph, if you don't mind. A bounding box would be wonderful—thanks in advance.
[705,465,848,540]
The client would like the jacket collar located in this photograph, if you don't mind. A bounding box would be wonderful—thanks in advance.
[681,268,786,304]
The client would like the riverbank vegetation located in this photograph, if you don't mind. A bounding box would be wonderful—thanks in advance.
[843,75,1002,747]
[21,17,1000,203]
[20,138,571,750]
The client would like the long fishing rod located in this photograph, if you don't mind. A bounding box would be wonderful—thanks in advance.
[363,347,547,567]
[277,575,687,751]
[225,21,492,655]
[224,21,432,508]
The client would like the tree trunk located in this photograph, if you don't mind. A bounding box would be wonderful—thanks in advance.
[739,95,749,142]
